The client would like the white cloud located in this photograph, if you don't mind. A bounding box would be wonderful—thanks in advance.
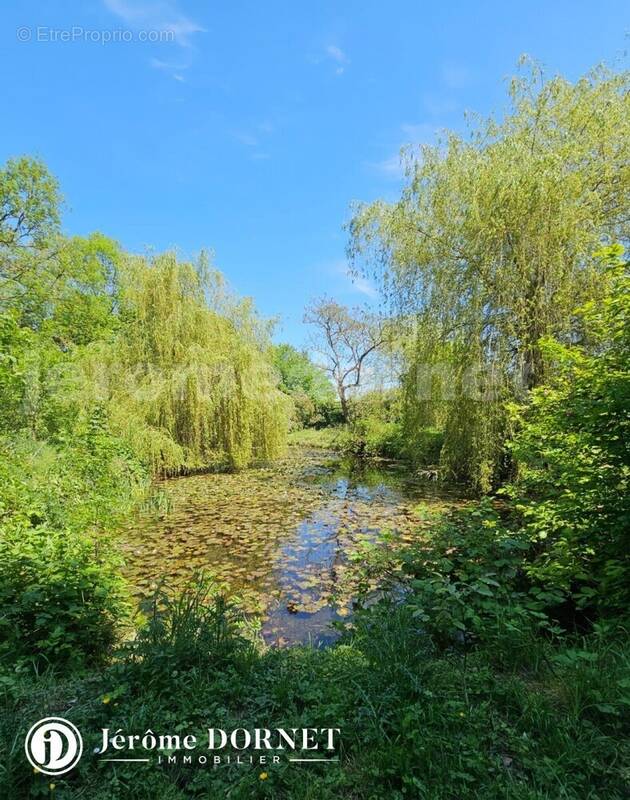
[309,42,349,75]
[149,57,188,80]
[233,121,275,161]
[400,122,440,145]
[325,44,348,64]
[150,57,175,69]
[373,151,406,179]
[422,93,458,117]
[352,275,378,299]
[234,131,259,148]
[400,124,429,142]
[103,0,205,48]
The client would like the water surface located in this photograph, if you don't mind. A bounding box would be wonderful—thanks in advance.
[122,447,461,646]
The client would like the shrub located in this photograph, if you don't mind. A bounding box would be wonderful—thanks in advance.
[405,426,444,466]
[505,247,630,616]
[0,526,125,671]
[339,416,404,458]
[0,417,143,672]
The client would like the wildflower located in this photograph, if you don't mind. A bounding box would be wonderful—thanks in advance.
[102,694,111,704]
[259,772,268,780]
[49,784,56,791]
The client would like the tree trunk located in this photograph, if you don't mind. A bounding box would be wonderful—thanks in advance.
[338,385,349,421]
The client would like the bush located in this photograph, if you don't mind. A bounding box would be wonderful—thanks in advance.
[0,527,125,671]
[123,579,255,685]
[2,579,628,800]
[505,247,630,616]
[0,417,143,672]
[405,426,444,466]
[339,416,404,458]
[388,501,563,663]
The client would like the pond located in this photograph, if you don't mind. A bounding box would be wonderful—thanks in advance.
[121,446,463,646]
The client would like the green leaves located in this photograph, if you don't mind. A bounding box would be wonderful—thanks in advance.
[272,343,337,429]
[508,248,630,615]
[350,62,630,491]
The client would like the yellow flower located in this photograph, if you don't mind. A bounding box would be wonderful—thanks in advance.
[49,784,56,791]
[102,694,111,704]
[459,711,465,717]
[259,772,268,780]
[33,767,39,774]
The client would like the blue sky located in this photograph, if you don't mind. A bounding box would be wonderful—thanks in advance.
[2,1,627,346]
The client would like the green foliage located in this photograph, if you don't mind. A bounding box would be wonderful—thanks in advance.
[350,387,401,422]
[404,426,444,466]
[392,501,562,663]
[287,424,346,449]
[0,156,61,316]
[334,389,402,458]
[0,311,38,434]
[334,390,445,463]
[0,156,60,248]
[350,61,630,490]
[0,423,142,671]
[504,245,630,614]
[46,233,122,346]
[0,157,291,676]
[338,416,403,459]
[1,581,628,799]
[0,57,628,797]
[84,251,291,473]
[0,158,120,339]
[272,343,338,428]
[123,579,255,686]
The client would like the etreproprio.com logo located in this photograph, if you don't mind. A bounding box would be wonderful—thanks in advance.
[25,717,83,776]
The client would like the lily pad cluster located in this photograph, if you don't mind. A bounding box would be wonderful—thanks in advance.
[121,448,460,645]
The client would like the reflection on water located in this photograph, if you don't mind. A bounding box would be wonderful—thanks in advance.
[121,447,461,646]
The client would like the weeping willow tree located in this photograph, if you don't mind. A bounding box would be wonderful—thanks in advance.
[349,61,630,491]
[80,251,290,473]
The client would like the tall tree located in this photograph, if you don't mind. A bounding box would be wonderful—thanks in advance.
[349,61,630,489]
[0,156,62,312]
[272,343,336,426]
[304,297,384,420]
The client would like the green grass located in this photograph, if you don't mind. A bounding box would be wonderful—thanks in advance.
[287,426,347,449]
[2,584,628,800]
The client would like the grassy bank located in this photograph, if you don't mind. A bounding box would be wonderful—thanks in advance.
[2,547,628,800]
[287,426,347,450]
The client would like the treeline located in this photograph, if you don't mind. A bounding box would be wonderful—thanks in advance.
[0,159,290,473]
[0,156,290,667]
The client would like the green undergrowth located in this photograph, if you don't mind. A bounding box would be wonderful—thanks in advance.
[287,426,347,450]
[1,564,628,800]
